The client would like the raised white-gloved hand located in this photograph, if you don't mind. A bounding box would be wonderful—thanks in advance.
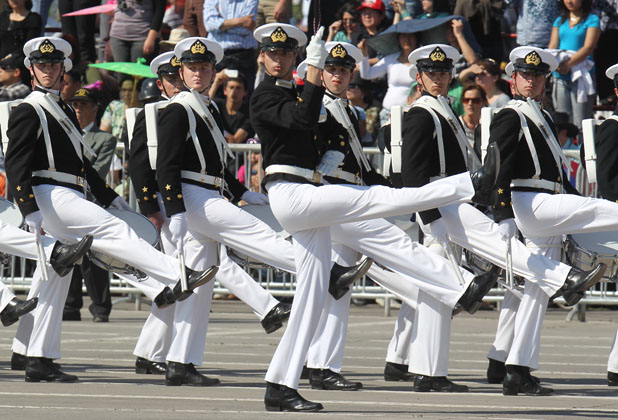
[316,150,345,176]
[428,218,449,245]
[110,196,132,211]
[241,190,269,205]
[168,212,188,246]
[498,218,517,242]
[305,26,328,70]
[25,210,43,234]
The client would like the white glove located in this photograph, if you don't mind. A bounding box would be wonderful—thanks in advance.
[25,210,43,234]
[241,190,269,205]
[498,218,517,242]
[428,218,449,245]
[316,150,345,176]
[305,26,328,70]
[168,212,188,247]
[110,196,132,211]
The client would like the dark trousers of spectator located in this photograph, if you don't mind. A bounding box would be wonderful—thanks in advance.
[183,0,206,37]
[110,37,158,81]
[59,0,99,64]
[64,255,112,320]
[216,48,258,98]
[595,29,618,103]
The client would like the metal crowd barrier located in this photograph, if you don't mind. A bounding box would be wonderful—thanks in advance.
[2,144,617,317]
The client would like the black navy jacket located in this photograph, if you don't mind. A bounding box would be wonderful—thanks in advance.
[400,94,468,225]
[489,97,578,223]
[5,89,117,216]
[580,107,618,202]
[250,74,326,186]
[156,96,247,217]
[129,108,161,216]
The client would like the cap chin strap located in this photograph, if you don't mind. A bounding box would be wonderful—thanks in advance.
[513,72,545,102]
[180,64,209,95]
[32,67,64,96]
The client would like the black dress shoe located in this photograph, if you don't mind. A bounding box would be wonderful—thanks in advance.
[261,302,292,334]
[457,265,501,314]
[329,257,374,300]
[413,375,468,392]
[503,365,553,396]
[153,286,176,309]
[1,297,38,327]
[384,362,415,382]
[264,382,323,412]
[608,371,618,386]
[300,365,310,380]
[173,265,219,301]
[487,358,506,384]
[25,357,78,383]
[12,352,61,371]
[470,142,500,206]
[135,357,167,374]
[556,264,606,306]
[50,235,94,276]
[165,361,220,386]
[310,368,362,390]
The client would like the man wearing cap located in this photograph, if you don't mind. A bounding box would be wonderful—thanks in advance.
[393,44,605,393]
[486,46,618,395]
[0,53,30,102]
[129,51,295,386]
[4,37,217,383]
[579,63,618,387]
[250,23,504,410]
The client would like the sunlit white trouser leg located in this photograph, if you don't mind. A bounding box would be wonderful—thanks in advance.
[0,281,16,313]
[32,185,181,285]
[265,173,475,389]
[306,244,359,372]
[487,289,520,363]
[504,235,559,370]
[11,266,71,359]
[385,302,415,366]
[608,329,618,373]
[435,203,570,296]
[0,221,56,262]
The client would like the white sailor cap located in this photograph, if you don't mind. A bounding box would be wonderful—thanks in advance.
[296,60,308,80]
[324,42,363,69]
[408,44,460,73]
[606,63,618,81]
[150,51,182,76]
[506,46,557,76]
[409,64,417,80]
[253,23,307,51]
[174,37,223,65]
[23,37,72,71]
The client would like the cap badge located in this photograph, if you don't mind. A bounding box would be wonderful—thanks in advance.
[525,51,541,66]
[39,39,56,54]
[170,56,181,67]
[331,44,347,58]
[75,88,88,97]
[190,40,206,55]
[429,47,446,62]
[271,27,288,43]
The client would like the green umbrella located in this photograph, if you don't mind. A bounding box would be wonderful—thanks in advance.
[88,58,155,79]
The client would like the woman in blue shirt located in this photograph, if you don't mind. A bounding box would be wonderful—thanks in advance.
[548,0,600,133]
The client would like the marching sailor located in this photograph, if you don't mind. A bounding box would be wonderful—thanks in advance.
[580,63,618,387]
[486,46,618,395]
[250,24,502,411]
[4,37,216,382]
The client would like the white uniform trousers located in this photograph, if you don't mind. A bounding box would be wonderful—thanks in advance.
[32,184,182,286]
[385,303,415,366]
[0,282,16,313]
[265,173,476,389]
[306,244,359,372]
[12,266,71,359]
[487,289,521,363]
[428,203,570,296]
[508,191,618,369]
[608,329,618,374]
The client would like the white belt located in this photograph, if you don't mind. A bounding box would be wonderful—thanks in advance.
[329,169,362,185]
[180,170,223,188]
[32,169,85,188]
[510,178,563,194]
[265,164,323,184]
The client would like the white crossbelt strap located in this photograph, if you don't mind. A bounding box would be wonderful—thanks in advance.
[323,96,371,172]
[390,105,404,173]
[504,101,541,179]
[144,100,170,170]
[480,106,496,163]
[125,107,141,148]
[582,118,599,183]
[0,100,24,154]
[410,101,445,178]
[26,91,98,161]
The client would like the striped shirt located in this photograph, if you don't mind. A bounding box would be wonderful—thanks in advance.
[204,0,258,51]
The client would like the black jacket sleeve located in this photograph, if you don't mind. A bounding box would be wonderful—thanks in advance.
[593,118,618,201]
[488,108,518,222]
[129,110,161,216]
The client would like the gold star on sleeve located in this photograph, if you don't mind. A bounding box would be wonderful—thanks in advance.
[16,185,22,191]
[165,184,171,191]
[498,188,504,194]
[142,187,148,192]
